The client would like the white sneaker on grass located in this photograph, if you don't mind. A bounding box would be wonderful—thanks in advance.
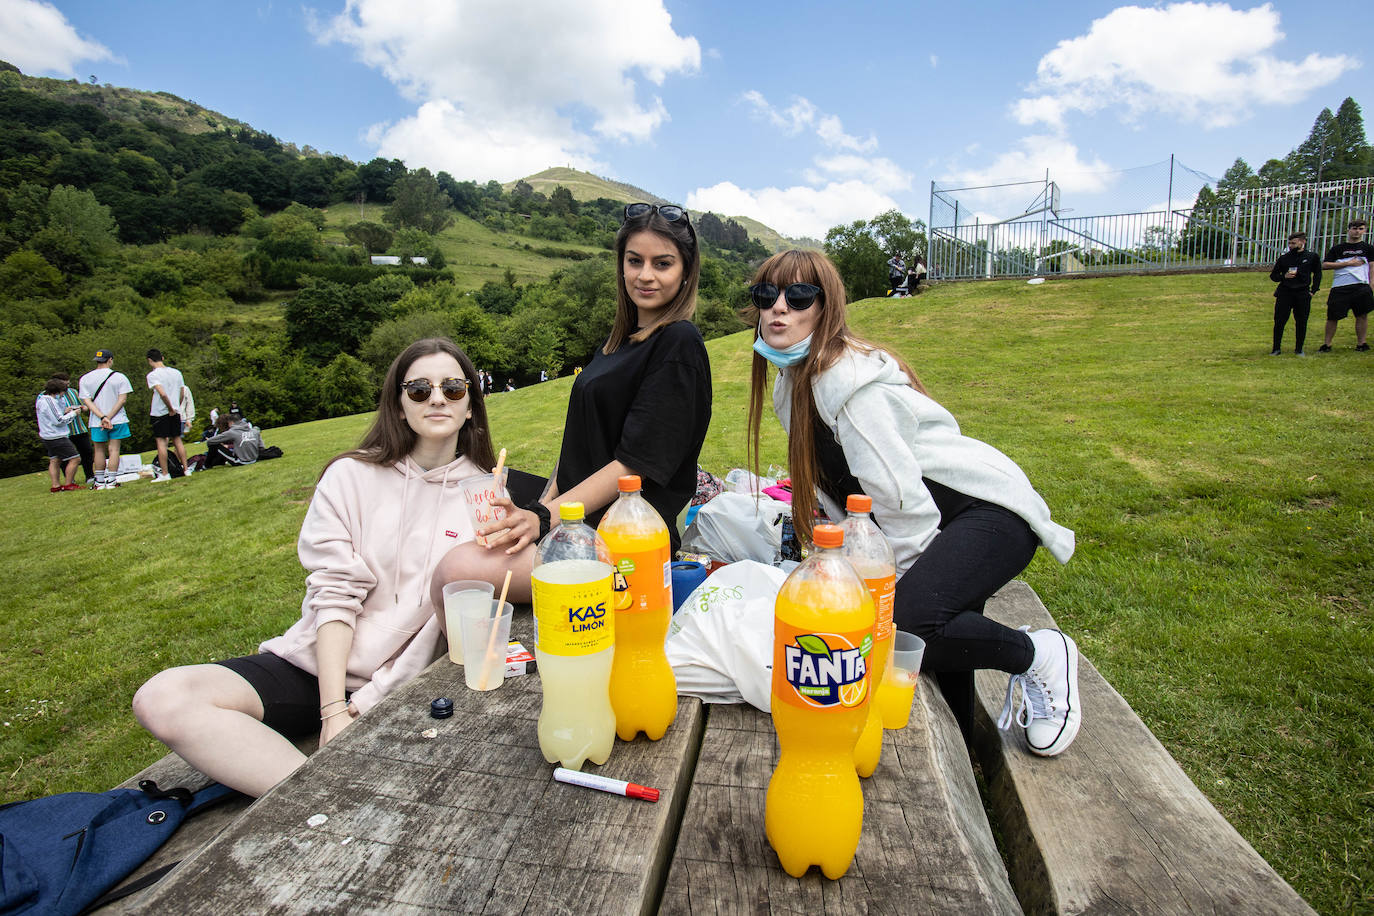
[151,473,171,483]
[997,627,1081,756]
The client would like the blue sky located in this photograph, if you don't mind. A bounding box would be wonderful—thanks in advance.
[2,0,1366,239]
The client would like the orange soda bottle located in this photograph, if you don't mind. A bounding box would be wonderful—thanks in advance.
[842,495,898,772]
[766,524,875,880]
[598,475,677,741]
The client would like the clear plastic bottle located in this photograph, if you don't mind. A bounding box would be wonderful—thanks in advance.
[531,502,616,770]
[766,524,874,880]
[842,494,897,775]
[598,476,676,741]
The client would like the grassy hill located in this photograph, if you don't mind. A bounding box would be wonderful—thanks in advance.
[1,60,253,138]
[321,200,611,290]
[2,245,1369,914]
[506,167,667,206]
[506,166,820,254]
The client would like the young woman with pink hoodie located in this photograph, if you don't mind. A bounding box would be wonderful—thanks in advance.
[134,338,497,796]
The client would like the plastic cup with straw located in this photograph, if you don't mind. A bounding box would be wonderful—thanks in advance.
[477,569,514,690]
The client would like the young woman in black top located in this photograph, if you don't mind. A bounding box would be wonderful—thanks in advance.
[431,204,713,603]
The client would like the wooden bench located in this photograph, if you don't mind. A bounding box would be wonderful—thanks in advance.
[971,581,1315,915]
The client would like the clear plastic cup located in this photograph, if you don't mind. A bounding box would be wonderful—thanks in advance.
[461,600,515,691]
[442,580,494,663]
[460,472,509,547]
[878,631,927,729]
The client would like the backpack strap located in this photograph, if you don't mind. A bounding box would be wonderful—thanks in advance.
[79,782,242,915]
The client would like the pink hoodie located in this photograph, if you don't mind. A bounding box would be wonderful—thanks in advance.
[259,453,483,714]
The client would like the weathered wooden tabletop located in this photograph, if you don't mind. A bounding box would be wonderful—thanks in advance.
[135,611,1018,914]
[137,612,706,915]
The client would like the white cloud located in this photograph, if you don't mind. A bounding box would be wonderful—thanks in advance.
[939,134,1114,218]
[0,0,118,76]
[702,91,905,237]
[688,180,901,240]
[1015,2,1357,129]
[929,54,938,68]
[312,0,700,180]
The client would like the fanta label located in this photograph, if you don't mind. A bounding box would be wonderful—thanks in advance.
[864,574,896,644]
[532,570,615,656]
[610,548,671,612]
[773,620,872,710]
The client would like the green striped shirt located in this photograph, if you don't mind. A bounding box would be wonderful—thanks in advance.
[60,388,88,435]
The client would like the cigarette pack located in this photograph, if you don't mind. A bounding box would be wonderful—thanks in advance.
[505,640,534,677]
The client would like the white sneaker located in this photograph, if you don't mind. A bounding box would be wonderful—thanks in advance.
[184,465,194,476]
[152,473,171,483]
[997,627,1081,757]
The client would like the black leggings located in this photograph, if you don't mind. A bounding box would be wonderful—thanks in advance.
[894,502,1039,741]
[1273,292,1311,353]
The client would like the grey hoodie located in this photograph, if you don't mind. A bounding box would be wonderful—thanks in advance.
[774,344,1074,575]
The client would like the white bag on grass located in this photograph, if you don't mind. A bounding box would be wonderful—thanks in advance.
[679,492,787,564]
[667,560,784,711]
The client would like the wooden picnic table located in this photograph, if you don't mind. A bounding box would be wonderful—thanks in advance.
[135,609,1019,914]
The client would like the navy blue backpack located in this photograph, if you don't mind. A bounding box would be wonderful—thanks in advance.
[0,779,238,916]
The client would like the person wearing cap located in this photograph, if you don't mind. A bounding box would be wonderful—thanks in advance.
[78,349,134,489]
[146,348,189,481]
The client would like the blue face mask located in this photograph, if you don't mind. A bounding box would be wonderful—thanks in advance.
[753,333,812,368]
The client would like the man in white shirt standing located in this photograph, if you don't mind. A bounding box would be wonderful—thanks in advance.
[79,349,134,489]
[146,348,189,481]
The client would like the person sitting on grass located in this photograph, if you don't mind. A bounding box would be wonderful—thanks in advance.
[203,414,261,467]
[134,338,504,797]
[746,249,1082,757]
[35,379,81,492]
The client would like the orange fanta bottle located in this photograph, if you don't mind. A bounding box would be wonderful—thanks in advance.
[842,494,897,771]
[766,524,874,880]
[598,475,677,740]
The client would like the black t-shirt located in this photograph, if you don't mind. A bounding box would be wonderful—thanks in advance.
[555,321,712,548]
[1323,241,1374,288]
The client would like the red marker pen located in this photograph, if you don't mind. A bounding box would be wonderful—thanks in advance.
[553,767,660,802]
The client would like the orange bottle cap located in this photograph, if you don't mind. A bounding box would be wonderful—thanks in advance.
[617,475,642,492]
[846,494,872,513]
[812,524,843,548]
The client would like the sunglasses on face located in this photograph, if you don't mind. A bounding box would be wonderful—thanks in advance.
[750,282,824,311]
[623,203,689,224]
[400,377,469,402]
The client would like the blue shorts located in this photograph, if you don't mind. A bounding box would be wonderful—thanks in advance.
[90,422,130,443]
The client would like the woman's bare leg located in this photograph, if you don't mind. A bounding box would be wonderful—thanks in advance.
[133,664,308,798]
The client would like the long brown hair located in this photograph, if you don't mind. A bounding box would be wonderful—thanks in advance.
[745,250,926,547]
[604,206,701,354]
[326,338,496,475]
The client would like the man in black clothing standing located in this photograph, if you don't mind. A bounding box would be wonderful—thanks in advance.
[1268,231,1322,355]
[1318,219,1374,352]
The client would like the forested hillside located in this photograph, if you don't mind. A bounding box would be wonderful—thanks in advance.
[0,63,773,478]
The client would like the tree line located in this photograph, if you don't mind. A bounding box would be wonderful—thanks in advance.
[0,66,770,478]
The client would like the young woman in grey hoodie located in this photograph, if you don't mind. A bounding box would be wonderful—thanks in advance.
[746,250,1082,757]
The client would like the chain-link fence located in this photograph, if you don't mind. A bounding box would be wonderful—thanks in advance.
[927,159,1374,280]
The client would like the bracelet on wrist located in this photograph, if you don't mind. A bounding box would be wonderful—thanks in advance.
[321,708,350,722]
[320,699,348,712]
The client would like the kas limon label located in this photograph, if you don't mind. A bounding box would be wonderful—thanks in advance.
[773,620,872,711]
[532,565,614,656]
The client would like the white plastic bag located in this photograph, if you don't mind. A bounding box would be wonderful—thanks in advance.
[680,492,787,564]
[724,467,777,494]
[667,560,783,711]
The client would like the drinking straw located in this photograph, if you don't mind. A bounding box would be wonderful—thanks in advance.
[492,447,507,490]
[478,568,513,690]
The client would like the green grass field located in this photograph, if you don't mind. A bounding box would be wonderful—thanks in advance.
[322,201,611,290]
[2,271,1370,913]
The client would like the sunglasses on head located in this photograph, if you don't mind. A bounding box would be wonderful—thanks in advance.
[750,282,824,311]
[400,377,469,402]
[623,203,689,224]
